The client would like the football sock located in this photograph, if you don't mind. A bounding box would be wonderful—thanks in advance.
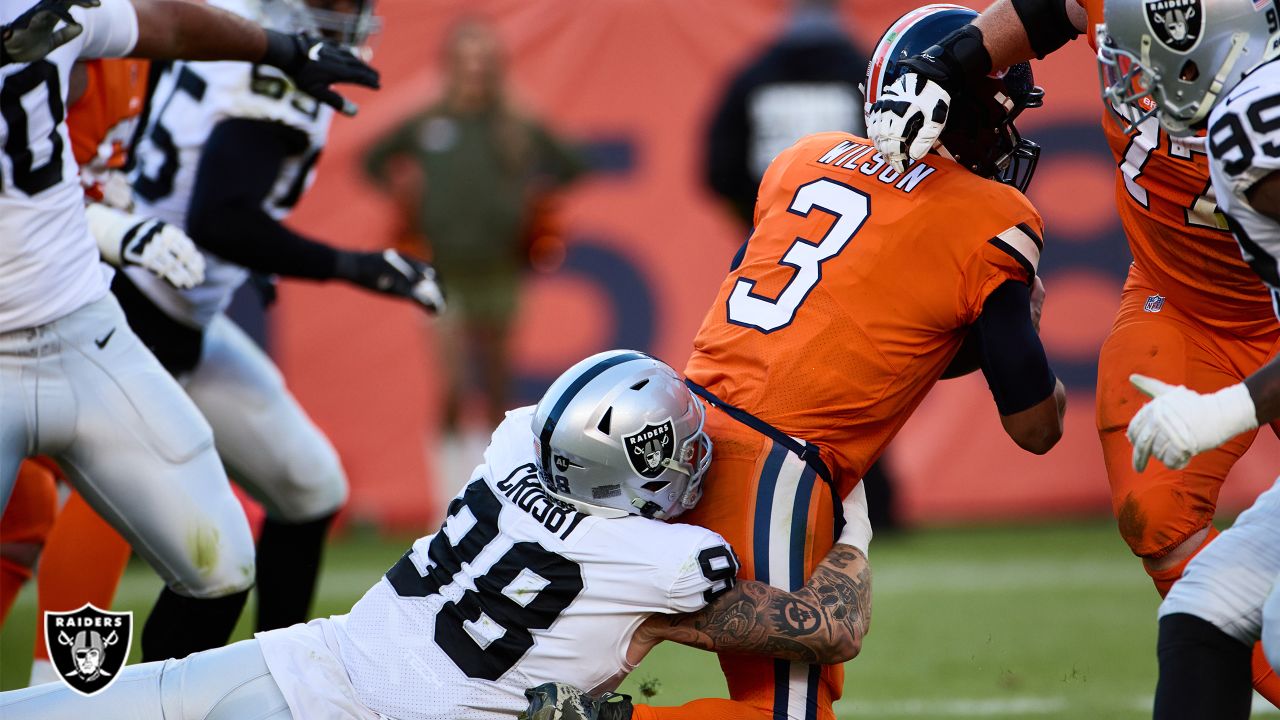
[0,461,59,626]
[634,700,771,720]
[255,513,335,631]
[1154,613,1251,720]
[141,586,249,661]
[32,490,131,665]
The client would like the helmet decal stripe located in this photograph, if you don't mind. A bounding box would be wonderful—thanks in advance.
[868,4,970,103]
[538,351,651,485]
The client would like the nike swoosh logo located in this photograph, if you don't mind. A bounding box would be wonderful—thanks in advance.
[308,43,323,62]
[94,328,115,350]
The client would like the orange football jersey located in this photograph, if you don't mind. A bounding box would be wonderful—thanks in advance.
[66,58,149,201]
[1082,0,1274,330]
[685,133,1044,496]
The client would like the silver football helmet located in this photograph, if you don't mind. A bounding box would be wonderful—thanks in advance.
[262,0,380,49]
[531,350,712,520]
[1098,0,1280,136]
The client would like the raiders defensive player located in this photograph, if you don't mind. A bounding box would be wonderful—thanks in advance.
[1097,0,1280,716]
[0,0,378,662]
[100,0,440,636]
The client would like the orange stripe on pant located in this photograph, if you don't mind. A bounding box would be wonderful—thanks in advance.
[636,403,841,720]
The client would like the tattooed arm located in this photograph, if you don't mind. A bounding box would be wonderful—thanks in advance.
[630,544,871,666]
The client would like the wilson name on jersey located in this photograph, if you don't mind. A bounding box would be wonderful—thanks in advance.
[686,133,1043,496]
[277,407,737,720]
[1207,59,1280,321]
[129,1,333,328]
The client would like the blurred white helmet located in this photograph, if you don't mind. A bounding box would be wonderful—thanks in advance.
[532,350,712,520]
[262,0,380,48]
[1098,0,1280,136]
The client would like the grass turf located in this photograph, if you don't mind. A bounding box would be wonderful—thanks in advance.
[0,520,1171,718]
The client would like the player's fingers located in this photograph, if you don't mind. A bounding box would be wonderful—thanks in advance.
[48,22,82,49]
[1129,373,1174,398]
[1131,434,1151,472]
[310,86,358,116]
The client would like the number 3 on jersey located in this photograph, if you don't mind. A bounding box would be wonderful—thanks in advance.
[727,178,870,332]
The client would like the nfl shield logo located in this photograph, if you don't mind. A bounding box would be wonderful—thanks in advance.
[1145,0,1203,52]
[45,604,132,696]
[1144,294,1166,313]
[623,419,675,479]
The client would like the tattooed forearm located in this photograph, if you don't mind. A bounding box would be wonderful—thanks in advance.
[641,544,871,665]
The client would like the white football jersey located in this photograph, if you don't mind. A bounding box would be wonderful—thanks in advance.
[129,0,334,328]
[1207,59,1280,320]
[256,406,737,720]
[0,0,137,332]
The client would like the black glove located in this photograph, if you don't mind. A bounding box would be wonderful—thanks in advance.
[334,249,445,314]
[261,30,380,116]
[2,0,98,66]
[895,24,993,98]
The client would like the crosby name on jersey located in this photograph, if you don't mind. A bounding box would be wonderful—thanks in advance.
[255,407,735,720]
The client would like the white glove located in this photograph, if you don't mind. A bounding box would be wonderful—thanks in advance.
[836,481,873,556]
[85,203,205,290]
[866,73,952,174]
[1127,375,1258,472]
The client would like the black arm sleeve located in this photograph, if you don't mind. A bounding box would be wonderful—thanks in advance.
[1011,0,1082,59]
[973,280,1057,415]
[185,118,340,279]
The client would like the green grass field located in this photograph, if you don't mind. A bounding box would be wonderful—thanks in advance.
[1,519,1257,719]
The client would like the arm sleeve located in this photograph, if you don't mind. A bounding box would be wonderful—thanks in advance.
[974,280,1057,415]
[665,534,740,614]
[75,0,139,59]
[185,118,340,279]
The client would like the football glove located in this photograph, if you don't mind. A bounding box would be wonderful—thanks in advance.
[521,683,633,720]
[335,249,445,314]
[261,31,380,116]
[85,203,205,290]
[1127,375,1258,472]
[1,0,98,65]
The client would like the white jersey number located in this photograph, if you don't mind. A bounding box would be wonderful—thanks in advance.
[385,480,585,681]
[1,61,64,196]
[726,178,870,333]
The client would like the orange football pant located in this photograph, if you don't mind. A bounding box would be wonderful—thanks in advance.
[636,402,842,720]
[31,489,131,665]
[0,459,60,625]
[1097,268,1280,704]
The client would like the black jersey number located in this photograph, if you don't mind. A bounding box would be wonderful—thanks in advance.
[386,481,585,681]
[133,64,207,203]
[1,60,65,196]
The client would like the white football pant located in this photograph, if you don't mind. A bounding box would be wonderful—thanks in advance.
[1160,475,1280,649]
[184,314,346,522]
[0,639,291,719]
[0,295,254,597]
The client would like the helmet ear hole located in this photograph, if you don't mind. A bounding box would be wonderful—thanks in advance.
[1179,60,1200,82]
[641,480,670,493]
[597,408,613,434]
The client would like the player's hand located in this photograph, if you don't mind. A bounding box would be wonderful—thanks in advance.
[121,219,206,290]
[335,249,446,314]
[522,682,633,720]
[1127,375,1259,472]
[1,0,98,65]
[1030,276,1046,332]
[261,31,380,116]
[867,71,952,174]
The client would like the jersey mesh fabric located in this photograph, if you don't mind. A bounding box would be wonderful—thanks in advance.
[1083,0,1276,332]
[685,133,1041,496]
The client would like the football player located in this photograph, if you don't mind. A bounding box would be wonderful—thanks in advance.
[1093,1,1280,716]
[21,0,443,679]
[532,7,1067,720]
[866,0,1280,701]
[0,351,862,720]
[0,0,377,662]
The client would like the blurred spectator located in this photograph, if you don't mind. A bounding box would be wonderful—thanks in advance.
[703,0,901,532]
[705,0,869,225]
[364,19,586,447]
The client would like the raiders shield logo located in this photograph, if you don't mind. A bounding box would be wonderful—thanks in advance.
[44,603,132,696]
[1145,0,1202,52]
[623,419,675,479]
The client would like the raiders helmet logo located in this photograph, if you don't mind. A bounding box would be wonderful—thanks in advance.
[1145,0,1202,52]
[623,419,675,479]
[44,604,132,696]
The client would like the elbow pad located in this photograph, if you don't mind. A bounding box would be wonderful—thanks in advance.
[1011,0,1082,59]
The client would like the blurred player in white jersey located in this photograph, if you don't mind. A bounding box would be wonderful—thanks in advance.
[0,0,379,662]
[25,0,443,664]
[1097,0,1280,716]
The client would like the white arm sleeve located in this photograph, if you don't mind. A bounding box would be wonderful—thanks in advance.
[75,0,139,59]
[665,533,739,614]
